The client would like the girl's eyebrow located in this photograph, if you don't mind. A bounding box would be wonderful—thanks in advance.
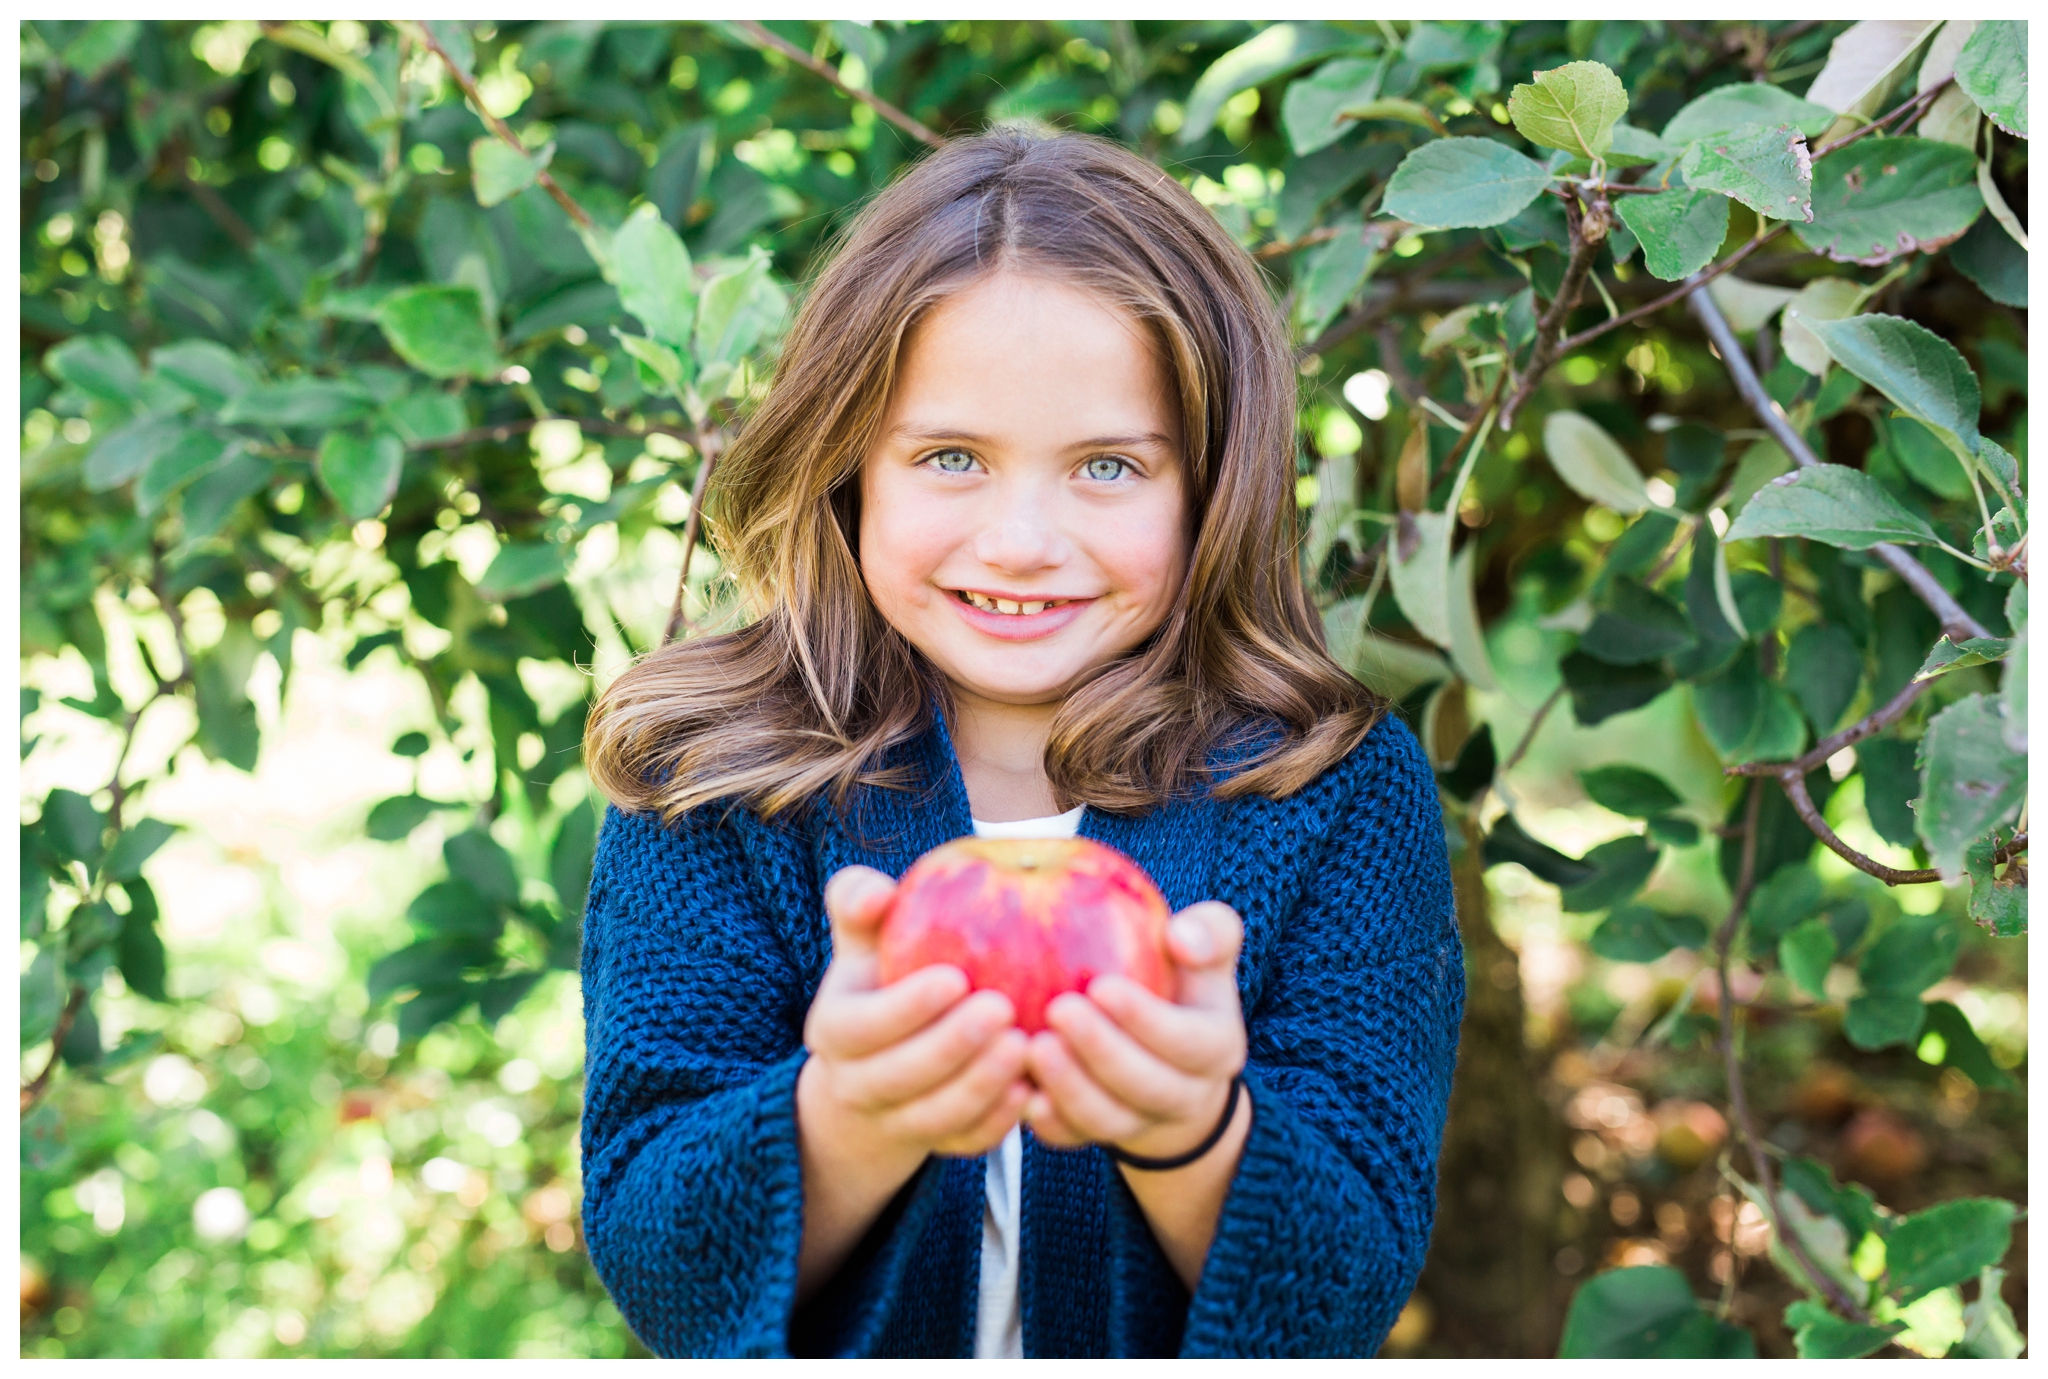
[888,422,1175,450]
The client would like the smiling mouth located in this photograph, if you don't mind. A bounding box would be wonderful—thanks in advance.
[953,589,1077,616]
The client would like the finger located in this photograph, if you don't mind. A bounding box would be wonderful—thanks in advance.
[1165,902,1245,1011]
[932,1077,1033,1157]
[1023,1030,1147,1145]
[1020,1093,1087,1149]
[822,866,897,977]
[842,989,1016,1108]
[1085,974,1243,1079]
[808,964,968,1060]
[1044,992,1209,1120]
[883,1028,1029,1145]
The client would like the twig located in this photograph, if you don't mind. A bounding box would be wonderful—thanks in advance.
[1433,369,1508,486]
[1811,82,1949,158]
[1730,675,1932,779]
[1559,227,1786,355]
[412,27,593,229]
[1499,193,1609,431]
[21,985,88,1114]
[663,430,727,644]
[1256,225,1342,259]
[1714,781,1871,1322]
[178,157,257,251]
[1501,683,1565,775]
[732,20,945,150]
[1777,772,2027,884]
[1687,288,1993,643]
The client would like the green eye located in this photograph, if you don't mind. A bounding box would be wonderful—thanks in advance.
[1082,456,1130,481]
[925,448,976,473]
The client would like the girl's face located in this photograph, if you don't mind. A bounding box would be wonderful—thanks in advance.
[859,273,1190,710]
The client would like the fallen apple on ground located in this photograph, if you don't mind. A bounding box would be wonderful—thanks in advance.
[876,836,1173,1034]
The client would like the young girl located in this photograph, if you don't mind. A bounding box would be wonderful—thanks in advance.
[579,125,1462,1358]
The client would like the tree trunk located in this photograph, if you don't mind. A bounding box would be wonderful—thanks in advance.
[1412,812,1565,1356]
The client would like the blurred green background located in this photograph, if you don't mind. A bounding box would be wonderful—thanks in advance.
[19,19,2026,1358]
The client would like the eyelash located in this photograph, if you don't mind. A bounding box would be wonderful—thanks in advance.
[916,448,1137,482]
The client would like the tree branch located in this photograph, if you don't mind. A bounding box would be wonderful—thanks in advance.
[732,20,946,150]
[1729,674,1932,779]
[1559,227,1786,356]
[1687,287,1993,642]
[1776,771,2027,885]
[21,985,88,1114]
[411,26,594,229]
[1499,193,1609,432]
[1714,781,1871,1322]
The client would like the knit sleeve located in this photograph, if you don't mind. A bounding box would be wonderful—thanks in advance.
[577,801,814,1356]
[1178,714,1464,1356]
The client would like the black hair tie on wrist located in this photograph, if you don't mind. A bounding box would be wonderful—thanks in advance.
[1103,1074,1245,1172]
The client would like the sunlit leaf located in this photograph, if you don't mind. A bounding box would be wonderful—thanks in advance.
[1382,137,1551,229]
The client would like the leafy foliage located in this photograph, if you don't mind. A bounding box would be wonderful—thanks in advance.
[19,17,2027,1361]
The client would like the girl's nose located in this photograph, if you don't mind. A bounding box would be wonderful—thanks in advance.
[969,507,1070,575]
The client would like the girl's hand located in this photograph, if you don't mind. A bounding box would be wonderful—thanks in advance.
[1022,901,1247,1163]
[798,865,1032,1163]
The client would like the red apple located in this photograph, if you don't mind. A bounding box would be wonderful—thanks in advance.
[876,836,1173,1033]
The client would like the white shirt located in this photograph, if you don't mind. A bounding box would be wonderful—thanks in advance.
[968,803,1086,1360]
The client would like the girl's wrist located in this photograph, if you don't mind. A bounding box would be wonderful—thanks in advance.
[795,1054,928,1182]
[1111,1073,1246,1169]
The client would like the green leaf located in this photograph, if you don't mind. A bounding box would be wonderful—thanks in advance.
[1381,138,1551,230]
[1590,904,1706,962]
[1965,834,2027,937]
[116,890,168,1002]
[316,430,406,521]
[1845,991,1928,1049]
[46,334,142,403]
[1643,814,1700,847]
[1785,623,1862,732]
[100,819,176,883]
[1860,913,1961,995]
[1807,20,1942,121]
[1784,1300,1903,1359]
[384,390,470,445]
[551,797,600,923]
[478,541,571,601]
[1580,580,1694,666]
[1780,277,1867,376]
[1445,539,1497,692]
[219,377,376,428]
[366,794,457,843]
[1916,635,2010,680]
[1692,653,1807,764]
[181,454,273,542]
[694,248,789,373]
[1725,463,1941,549]
[1177,22,1371,145]
[1796,136,1983,266]
[1662,83,1837,144]
[1884,1199,2018,1305]
[1954,20,2027,137]
[41,788,105,867]
[1435,724,1496,803]
[1857,738,1922,848]
[1507,61,1627,159]
[445,829,520,908]
[1541,411,1653,513]
[376,285,502,380]
[610,202,697,348]
[1558,1266,1744,1357]
[1779,919,1838,1000]
[1389,509,1454,648]
[1282,56,1388,156]
[407,879,502,942]
[1292,220,1378,342]
[1578,765,1682,817]
[1921,1000,2018,1091]
[368,938,492,1002]
[1705,275,1798,334]
[1607,123,1678,166]
[1916,694,2026,878]
[1612,189,1729,281]
[151,339,259,409]
[393,731,431,758]
[1560,836,1660,913]
[137,431,236,515]
[1561,651,1671,725]
[1947,211,2027,308]
[59,19,140,79]
[1679,122,1814,221]
[477,971,544,1023]
[614,332,687,395]
[1804,313,1982,445]
[83,416,190,492]
[1886,414,1973,499]
[1482,814,1595,888]
[471,137,546,208]
[21,946,64,1046]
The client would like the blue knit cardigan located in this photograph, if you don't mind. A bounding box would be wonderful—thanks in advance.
[578,708,1463,1357]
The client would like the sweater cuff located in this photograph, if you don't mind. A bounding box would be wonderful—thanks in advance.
[1179,1070,1415,1357]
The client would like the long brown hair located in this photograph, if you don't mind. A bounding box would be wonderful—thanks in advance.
[585,124,1383,824]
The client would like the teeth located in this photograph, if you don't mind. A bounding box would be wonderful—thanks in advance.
[959,591,1067,615]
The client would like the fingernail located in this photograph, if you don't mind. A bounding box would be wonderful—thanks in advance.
[1172,915,1213,961]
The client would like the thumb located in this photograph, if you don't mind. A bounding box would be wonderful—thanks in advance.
[823,865,897,987]
[1165,901,1244,1011]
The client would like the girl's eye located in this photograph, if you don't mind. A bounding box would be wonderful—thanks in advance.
[1082,456,1132,482]
[923,448,978,473]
